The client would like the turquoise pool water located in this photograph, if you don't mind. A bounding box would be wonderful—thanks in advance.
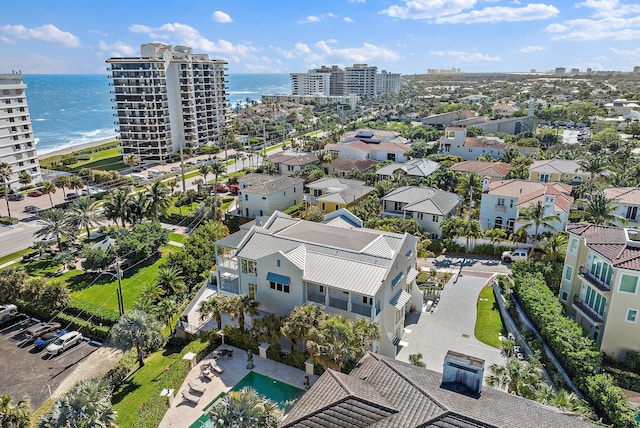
[189,371,305,428]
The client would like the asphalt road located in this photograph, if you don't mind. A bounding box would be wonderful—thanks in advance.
[0,316,100,408]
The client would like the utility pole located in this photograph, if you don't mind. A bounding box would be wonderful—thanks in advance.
[116,259,124,316]
[179,136,187,193]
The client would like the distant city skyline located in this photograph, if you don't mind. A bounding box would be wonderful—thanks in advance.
[2,0,640,75]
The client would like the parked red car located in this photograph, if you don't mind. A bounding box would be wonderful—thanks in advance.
[28,190,44,197]
[228,184,240,195]
[215,183,229,193]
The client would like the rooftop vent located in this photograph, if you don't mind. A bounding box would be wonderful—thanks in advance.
[625,228,640,248]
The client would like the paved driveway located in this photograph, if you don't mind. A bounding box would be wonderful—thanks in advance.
[397,271,506,372]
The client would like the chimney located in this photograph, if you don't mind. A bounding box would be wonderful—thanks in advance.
[442,350,485,395]
[482,176,491,193]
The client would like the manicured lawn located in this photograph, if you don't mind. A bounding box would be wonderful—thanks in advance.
[112,348,183,428]
[168,232,187,243]
[72,255,165,311]
[68,147,124,171]
[474,285,507,349]
[0,248,35,266]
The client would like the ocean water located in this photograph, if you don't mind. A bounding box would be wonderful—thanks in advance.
[23,73,290,155]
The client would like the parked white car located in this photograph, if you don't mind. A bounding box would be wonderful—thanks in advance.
[46,331,83,356]
[501,249,528,263]
[0,304,18,320]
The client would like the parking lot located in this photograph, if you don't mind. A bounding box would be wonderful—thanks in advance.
[0,315,100,408]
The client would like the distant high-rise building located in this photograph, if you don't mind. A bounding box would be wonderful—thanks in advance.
[310,65,345,96]
[345,64,378,97]
[106,43,228,163]
[554,67,566,76]
[570,68,580,75]
[634,66,640,74]
[0,72,42,189]
[290,72,331,96]
[375,70,401,95]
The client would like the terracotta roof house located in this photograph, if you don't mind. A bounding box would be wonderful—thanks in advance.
[324,157,378,178]
[439,127,538,161]
[382,186,462,238]
[280,351,596,428]
[376,158,439,180]
[267,152,319,176]
[479,177,573,236]
[450,160,511,179]
[492,103,519,116]
[560,224,640,358]
[603,187,640,227]
[325,129,411,163]
[305,177,374,214]
[528,159,589,184]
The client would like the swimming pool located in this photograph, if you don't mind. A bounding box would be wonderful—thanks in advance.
[189,371,305,428]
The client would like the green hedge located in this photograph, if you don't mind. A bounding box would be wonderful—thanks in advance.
[67,297,120,326]
[15,299,111,341]
[266,344,308,371]
[104,350,138,390]
[604,366,640,393]
[223,324,259,354]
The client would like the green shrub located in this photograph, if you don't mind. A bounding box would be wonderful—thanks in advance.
[76,154,92,161]
[104,350,138,390]
[625,351,640,373]
[61,156,78,165]
[223,324,259,354]
[427,239,443,254]
[604,366,640,393]
[266,344,308,370]
[0,217,16,225]
[283,202,304,216]
[582,374,638,428]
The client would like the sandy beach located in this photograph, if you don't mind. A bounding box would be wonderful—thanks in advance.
[38,137,120,160]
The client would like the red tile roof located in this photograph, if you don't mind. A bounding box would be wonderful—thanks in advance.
[566,223,640,271]
[450,161,511,178]
[488,180,574,212]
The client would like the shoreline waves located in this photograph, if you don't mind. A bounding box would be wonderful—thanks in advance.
[38,137,119,160]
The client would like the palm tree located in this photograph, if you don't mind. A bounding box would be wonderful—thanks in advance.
[409,353,426,368]
[0,395,31,428]
[578,155,609,191]
[138,282,163,302]
[145,181,170,221]
[34,208,73,250]
[166,179,177,196]
[41,181,57,208]
[155,265,186,296]
[208,386,283,428]
[485,358,545,400]
[210,160,226,191]
[111,310,164,367]
[583,190,627,226]
[69,175,84,194]
[154,298,179,334]
[456,173,482,208]
[236,295,260,331]
[517,200,560,255]
[18,171,32,187]
[39,378,116,428]
[124,154,140,175]
[541,233,568,263]
[54,175,70,198]
[199,164,211,184]
[221,126,236,161]
[127,191,148,225]
[0,162,13,219]
[281,303,325,351]
[67,197,104,239]
[199,294,226,330]
[103,188,131,227]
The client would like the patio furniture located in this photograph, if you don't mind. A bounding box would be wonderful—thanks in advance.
[188,380,206,394]
[211,362,224,374]
[201,369,214,380]
[182,389,201,405]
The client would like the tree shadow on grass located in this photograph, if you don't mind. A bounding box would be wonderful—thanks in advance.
[111,379,143,405]
[21,259,61,276]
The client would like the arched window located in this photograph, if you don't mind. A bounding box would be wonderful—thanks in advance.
[494,217,503,229]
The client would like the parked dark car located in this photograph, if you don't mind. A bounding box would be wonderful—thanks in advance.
[24,322,62,342]
[34,330,68,351]
[24,205,41,214]
[8,193,24,201]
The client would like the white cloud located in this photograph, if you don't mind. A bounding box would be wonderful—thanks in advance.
[0,36,14,44]
[611,47,640,56]
[436,3,558,24]
[274,40,400,65]
[128,23,254,56]
[300,15,321,23]
[520,45,546,53]
[295,42,311,54]
[344,17,354,23]
[547,0,640,40]
[380,0,477,20]
[1,24,80,47]
[349,0,366,3]
[212,11,233,23]
[98,40,136,57]
[430,50,500,62]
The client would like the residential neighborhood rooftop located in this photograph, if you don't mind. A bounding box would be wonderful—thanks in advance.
[450,160,511,178]
[566,223,640,271]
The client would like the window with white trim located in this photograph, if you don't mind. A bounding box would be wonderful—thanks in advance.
[619,274,638,294]
[241,259,257,276]
[568,238,578,255]
[626,309,638,323]
[564,265,573,282]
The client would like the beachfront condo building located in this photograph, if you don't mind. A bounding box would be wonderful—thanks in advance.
[290,66,345,97]
[107,43,228,164]
[345,64,378,97]
[0,72,42,189]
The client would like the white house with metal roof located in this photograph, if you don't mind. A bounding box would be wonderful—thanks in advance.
[214,211,422,357]
[382,186,462,238]
[236,173,304,218]
[376,158,439,181]
[305,177,375,214]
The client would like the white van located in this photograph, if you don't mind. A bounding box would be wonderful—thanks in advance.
[131,174,147,183]
[147,169,163,178]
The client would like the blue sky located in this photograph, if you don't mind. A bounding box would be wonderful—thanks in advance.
[2,0,640,74]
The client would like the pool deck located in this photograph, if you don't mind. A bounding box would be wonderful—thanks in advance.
[158,345,318,428]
